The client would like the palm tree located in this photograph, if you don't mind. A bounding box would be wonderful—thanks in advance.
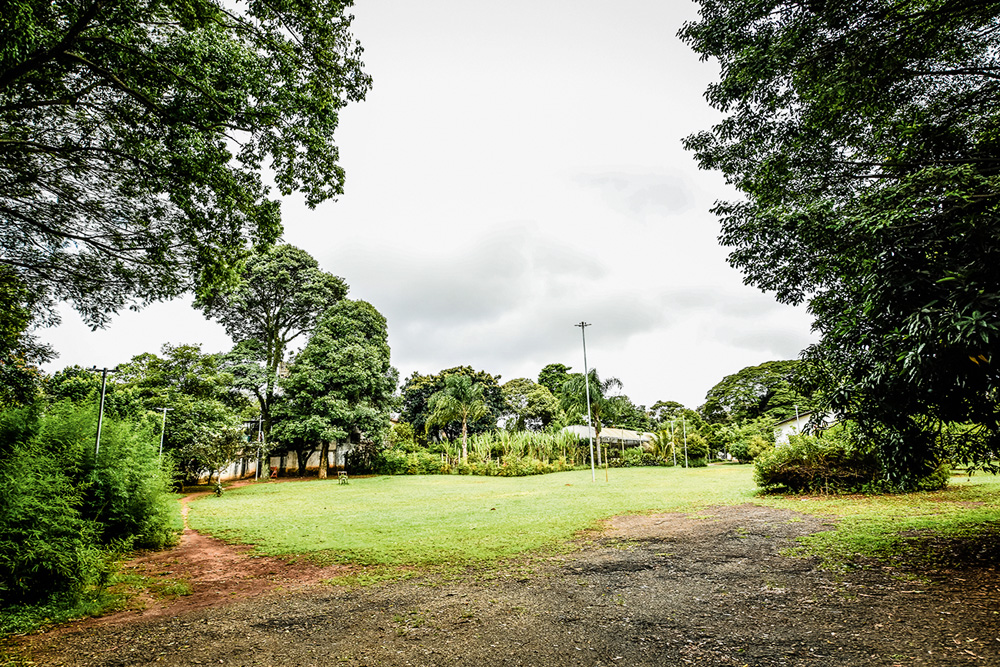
[561,369,622,467]
[427,375,489,463]
[648,428,675,464]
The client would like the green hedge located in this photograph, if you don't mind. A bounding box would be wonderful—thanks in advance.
[373,448,574,477]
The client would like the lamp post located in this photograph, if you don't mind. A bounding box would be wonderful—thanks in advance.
[91,366,116,457]
[158,407,173,458]
[575,321,596,482]
[682,415,689,468]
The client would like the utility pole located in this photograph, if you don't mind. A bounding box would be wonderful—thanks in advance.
[575,321,596,482]
[91,366,114,457]
[682,416,689,468]
[670,420,677,467]
[158,407,173,458]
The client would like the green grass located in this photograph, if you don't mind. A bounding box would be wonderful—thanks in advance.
[188,467,758,565]
[756,472,1000,569]
[187,467,1000,571]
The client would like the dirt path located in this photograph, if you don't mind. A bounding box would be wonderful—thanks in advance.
[16,504,1000,666]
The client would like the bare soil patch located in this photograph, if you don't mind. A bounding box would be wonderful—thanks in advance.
[16,504,1000,666]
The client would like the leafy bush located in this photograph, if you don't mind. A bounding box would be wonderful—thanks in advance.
[373,449,449,475]
[374,447,407,475]
[682,433,710,467]
[0,402,175,614]
[0,442,103,605]
[374,447,572,477]
[614,447,668,468]
[719,417,776,463]
[753,424,950,494]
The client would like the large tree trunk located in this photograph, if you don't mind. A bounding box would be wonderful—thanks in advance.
[295,447,313,476]
[259,400,272,479]
[318,441,329,479]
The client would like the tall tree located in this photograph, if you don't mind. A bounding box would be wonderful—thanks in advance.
[648,400,686,427]
[272,300,396,478]
[501,378,562,432]
[680,0,1000,483]
[400,366,504,443]
[197,244,347,472]
[427,375,490,463]
[1,0,370,328]
[699,360,815,424]
[561,369,623,467]
[538,363,573,397]
[607,395,651,433]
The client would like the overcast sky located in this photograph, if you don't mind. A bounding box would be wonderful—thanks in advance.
[39,0,816,410]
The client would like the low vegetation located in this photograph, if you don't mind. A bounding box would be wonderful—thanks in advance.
[0,403,178,634]
[188,466,1000,574]
[754,425,951,494]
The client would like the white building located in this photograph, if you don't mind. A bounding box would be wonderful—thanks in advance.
[773,412,837,444]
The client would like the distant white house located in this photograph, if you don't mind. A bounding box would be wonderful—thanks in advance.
[773,412,837,444]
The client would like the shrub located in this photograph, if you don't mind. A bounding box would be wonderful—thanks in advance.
[682,433,710,467]
[720,417,776,463]
[0,402,175,612]
[753,424,950,494]
[373,448,407,475]
[0,442,104,605]
[615,447,667,468]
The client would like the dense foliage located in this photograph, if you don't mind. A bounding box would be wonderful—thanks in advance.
[681,0,1000,486]
[0,402,174,613]
[700,360,815,424]
[375,430,581,477]
[501,378,562,431]
[117,344,250,483]
[273,300,396,478]
[400,366,505,444]
[1,0,370,328]
[754,426,950,494]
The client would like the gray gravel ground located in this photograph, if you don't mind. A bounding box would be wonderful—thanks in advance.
[17,505,1000,667]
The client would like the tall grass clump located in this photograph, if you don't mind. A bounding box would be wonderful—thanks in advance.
[375,429,584,477]
[0,402,175,632]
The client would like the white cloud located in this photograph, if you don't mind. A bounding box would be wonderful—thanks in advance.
[37,0,818,410]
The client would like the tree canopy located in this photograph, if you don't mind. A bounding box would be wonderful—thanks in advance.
[680,0,1000,483]
[699,360,815,425]
[538,363,573,398]
[400,366,504,443]
[116,343,249,482]
[1,0,370,327]
[500,378,561,432]
[198,244,347,444]
[273,300,396,477]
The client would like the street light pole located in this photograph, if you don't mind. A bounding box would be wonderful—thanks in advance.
[91,366,114,457]
[158,407,173,458]
[575,321,596,482]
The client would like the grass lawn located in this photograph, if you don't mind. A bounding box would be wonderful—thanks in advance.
[187,465,1000,570]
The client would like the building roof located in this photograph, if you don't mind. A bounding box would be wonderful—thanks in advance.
[561,425,653,442]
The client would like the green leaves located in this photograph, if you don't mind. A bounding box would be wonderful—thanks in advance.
[684,0,1000,484]
[273,299,396,454]
[1,0,369,327]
